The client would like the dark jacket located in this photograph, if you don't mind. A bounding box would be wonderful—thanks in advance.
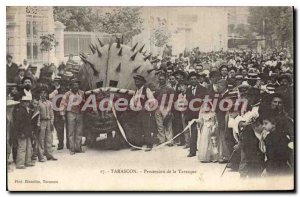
[264,131,291,175]
[185,84,209,121]
[7,62,19,83]
[13,105,33,138]
[239,125,265,177]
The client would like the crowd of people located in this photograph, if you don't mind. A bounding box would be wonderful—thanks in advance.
[6,45,294,179]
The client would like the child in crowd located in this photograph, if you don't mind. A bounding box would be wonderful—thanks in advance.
[262,115,291,176]
[31,97,40,161]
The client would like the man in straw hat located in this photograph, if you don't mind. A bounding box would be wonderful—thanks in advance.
[37,86,57,162]
[13,96,35,169]
[49,76,69,150]
[129,74,155,151]
[60,78,85,154]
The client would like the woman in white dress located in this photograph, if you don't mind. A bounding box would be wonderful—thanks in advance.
[197,106,218,163]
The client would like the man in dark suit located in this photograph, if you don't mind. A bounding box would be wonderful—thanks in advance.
[7,54,19,83]
[185,72,209,157]
[214,79,232,163]
[237,119,265,178]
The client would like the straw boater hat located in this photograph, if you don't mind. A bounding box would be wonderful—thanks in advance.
[7,83,18,88]
[54,76,62,81]
[245,73,261,80]
[21,95,32,101]
[64,71,73,77]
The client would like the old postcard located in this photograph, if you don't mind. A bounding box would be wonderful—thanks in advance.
[6,6,294,191]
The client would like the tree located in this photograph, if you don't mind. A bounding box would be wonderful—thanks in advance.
[151,23,171,57]
[152,24,171,48]
[40,34,58,64]
[94,7,144,44]
[53,7,97,32]
[53,7,144,44]
[248,7,293,48]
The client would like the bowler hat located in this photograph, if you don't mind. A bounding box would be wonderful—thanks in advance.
[21,76,33,84]
[187,72,199,79]
[70,78,81,84]
[278,74,292,83]
[219,64,228,72]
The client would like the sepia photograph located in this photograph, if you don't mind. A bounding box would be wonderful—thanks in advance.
[6,5,295,191]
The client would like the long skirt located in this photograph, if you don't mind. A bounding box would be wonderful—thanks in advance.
[197,113,218,162]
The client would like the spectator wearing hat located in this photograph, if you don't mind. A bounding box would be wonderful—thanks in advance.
[214,79,232,163]
[174,70,186,83]
[14,96,35,169]
[66,54,78,71]
[7,83,20,165]
[49,76,69,150]
[276,74,293,118]
[236,118,265,178]
[173,80,189,147]
[60,78,85,154]
[207,70,221,95]
[186,72,209,157]
[7,97,20,172]
[234,74,244,87]
[261,115,291,176]
[38,87,57,161]
[25,66,37,89]
[246,73,260,87]
[195,64,204,75]
[263,93,294,140]
[7,54,19,83]
[14,67,26,85]
[154,74,175,146]
[129,74,155,151]
[19,76,33,100]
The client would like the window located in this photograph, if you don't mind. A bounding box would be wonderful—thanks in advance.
[33,43,38,59]
[32,21,37,37]
[27,42,31,59]
[26,21,31,37]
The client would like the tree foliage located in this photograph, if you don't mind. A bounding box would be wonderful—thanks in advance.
[53,7,144,44]
[40,33,58,52]
[151,23,171,48]
[248,7,293,47]
[94,7,144,44]
[53,7,96,32]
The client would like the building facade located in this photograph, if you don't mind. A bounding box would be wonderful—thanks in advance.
[132,7,229,56]
[6,6,65,66]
